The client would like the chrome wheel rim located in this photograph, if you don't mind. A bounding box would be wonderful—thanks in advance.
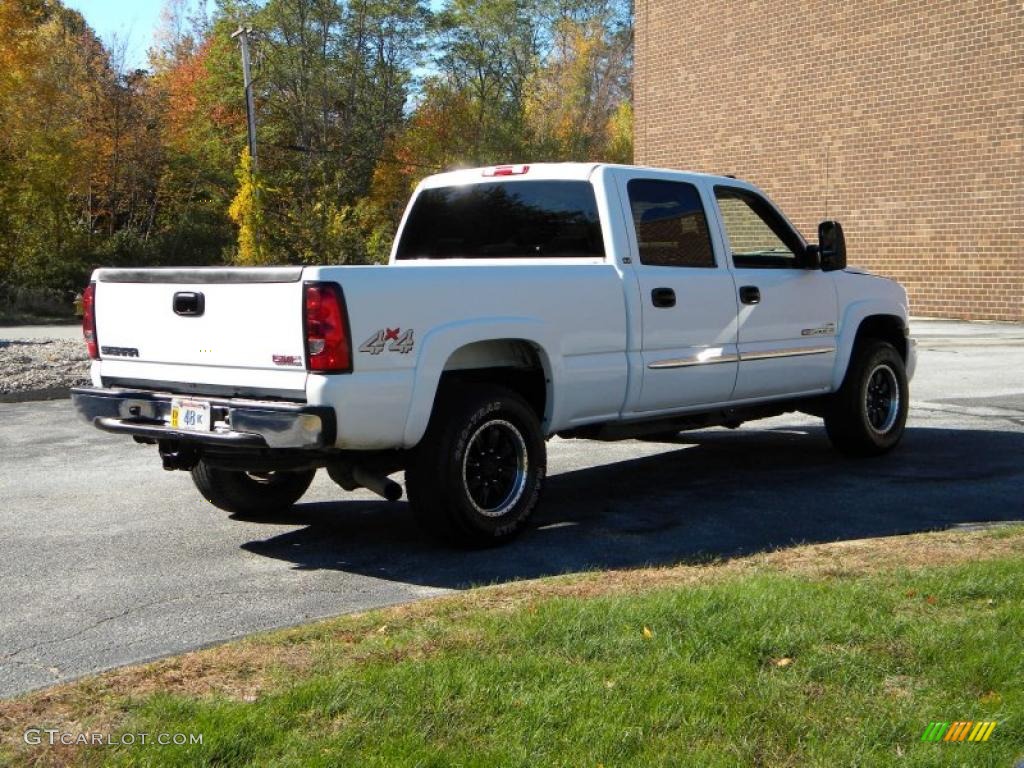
[865,363,900,434]
[462,419,528,517]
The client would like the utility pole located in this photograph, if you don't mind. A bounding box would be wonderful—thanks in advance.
[231,27,257,171]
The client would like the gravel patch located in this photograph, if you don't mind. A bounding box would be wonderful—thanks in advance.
[0,339,90,399]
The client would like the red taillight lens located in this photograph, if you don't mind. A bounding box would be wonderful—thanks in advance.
[82,282,99,360]
[304,282,351,373]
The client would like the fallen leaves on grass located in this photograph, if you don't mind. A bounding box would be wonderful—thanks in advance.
[1,525,1021,758]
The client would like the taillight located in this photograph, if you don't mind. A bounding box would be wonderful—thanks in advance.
[304,282,351,373]
[82,282,99,359]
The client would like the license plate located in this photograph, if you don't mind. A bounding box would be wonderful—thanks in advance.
[170,398,211,432]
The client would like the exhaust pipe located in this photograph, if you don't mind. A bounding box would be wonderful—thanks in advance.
[327,463,402,502]
[352,466,403,502]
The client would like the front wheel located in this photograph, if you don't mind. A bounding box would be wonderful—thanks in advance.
[824,340,909,456]
[190,461,315,517]
[406,386,546,547]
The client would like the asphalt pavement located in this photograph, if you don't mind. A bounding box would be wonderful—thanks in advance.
[1,320,1022,698]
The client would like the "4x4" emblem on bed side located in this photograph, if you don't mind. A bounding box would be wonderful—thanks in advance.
[359,328,415,355]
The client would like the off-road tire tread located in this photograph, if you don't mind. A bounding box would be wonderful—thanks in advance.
[406,384,545,548]
[191,461,315,516]
[825,340,908,457]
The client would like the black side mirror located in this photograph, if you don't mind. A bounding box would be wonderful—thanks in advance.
[802,243,821,269]
[818,220,846,272]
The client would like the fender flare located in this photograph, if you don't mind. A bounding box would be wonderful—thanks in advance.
[832,300,909,390]
[401,317,557,447]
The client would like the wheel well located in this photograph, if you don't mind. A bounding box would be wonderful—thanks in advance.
[854,315,907,360]
[439,340,549,424]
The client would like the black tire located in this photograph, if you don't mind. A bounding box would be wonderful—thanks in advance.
[824,340,909,457]
[190,461,315,517]
[406,385,546,547]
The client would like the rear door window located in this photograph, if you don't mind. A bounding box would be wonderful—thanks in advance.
[395,181,605,260]
[627,179,715,267]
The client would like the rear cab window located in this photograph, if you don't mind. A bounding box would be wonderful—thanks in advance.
[395,180,605,260]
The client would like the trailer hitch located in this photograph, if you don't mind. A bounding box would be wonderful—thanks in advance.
[158,440,199,471]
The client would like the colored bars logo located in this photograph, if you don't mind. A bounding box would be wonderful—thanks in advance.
[921,721,997,742]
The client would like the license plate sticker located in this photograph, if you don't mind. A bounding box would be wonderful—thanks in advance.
[170,398,211,432]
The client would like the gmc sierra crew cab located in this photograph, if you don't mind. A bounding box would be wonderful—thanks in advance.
[72,163,916,546]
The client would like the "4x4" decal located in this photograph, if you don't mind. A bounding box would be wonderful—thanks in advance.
[359,327,414,355]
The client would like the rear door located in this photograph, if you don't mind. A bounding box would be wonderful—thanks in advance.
[93,267,309,397]
[712,186,838,400]
[616,172,740,414]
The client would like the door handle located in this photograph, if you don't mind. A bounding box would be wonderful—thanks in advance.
[739,286,761,305]
[651,287,676,308]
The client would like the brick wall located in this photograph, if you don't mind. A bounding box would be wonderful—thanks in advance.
[635,0,1023,321]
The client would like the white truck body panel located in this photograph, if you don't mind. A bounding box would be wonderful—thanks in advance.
[302,262,629,447]
[84,162,915,451]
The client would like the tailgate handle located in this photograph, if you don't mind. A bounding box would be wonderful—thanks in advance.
[173,292,205,317]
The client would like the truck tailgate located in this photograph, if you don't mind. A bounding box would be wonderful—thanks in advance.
[93,267,308,396]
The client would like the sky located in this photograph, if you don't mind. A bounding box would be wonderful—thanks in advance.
[66,0,446,71]
[65,0,208,71]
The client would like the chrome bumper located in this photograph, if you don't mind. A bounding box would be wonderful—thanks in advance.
[70,387,335,450]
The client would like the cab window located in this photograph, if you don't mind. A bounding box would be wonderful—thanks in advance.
[627,179,715,268]
[395,180,604,260]
[714,187,803,268]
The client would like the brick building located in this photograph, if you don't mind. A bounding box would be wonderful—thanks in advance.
[634,0,1022,320]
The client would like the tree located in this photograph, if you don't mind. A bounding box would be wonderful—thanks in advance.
[0,0,635,299]
[0,1,111,290]
[228,147,268,263]
[524,4,632,161]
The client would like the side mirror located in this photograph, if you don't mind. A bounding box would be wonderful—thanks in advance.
[818,220,846,272]
[802,243,821,269]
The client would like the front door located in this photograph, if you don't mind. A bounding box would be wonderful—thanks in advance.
[712,186,838,401]
[619,174,740,414]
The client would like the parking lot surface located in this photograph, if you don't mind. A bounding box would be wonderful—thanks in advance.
[1,319,1021,697]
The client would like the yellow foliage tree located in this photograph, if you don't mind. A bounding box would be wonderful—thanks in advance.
[227,148,269,265]
[524,16,632,162]
[605,101,633,164]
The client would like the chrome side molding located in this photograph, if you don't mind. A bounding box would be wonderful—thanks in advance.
[648,349,739,369]
[648,345,834,370]
[739,346,834,361]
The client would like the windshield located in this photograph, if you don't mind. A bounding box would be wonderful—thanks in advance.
[395,180,605,260]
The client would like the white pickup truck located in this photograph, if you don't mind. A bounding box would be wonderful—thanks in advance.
[73,163,916,546]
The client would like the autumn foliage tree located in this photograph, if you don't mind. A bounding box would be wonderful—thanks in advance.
[0,0,632,307]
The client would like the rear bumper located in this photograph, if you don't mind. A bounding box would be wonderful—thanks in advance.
[71,387,335,450]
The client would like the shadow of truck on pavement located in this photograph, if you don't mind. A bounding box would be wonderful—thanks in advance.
[240,425,1024,590]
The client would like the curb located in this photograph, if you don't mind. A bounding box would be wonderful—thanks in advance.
[0,387,72,403]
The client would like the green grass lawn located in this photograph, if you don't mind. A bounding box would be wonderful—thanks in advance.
[3,529,1022,767]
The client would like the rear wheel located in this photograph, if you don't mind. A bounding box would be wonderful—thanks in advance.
[190,461,315,516]
[406,386,545,547]
[825,340,908,456]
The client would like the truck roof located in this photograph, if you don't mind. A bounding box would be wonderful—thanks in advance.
[418,162,743,189]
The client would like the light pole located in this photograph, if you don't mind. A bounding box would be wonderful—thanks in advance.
[231,26,257,171]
